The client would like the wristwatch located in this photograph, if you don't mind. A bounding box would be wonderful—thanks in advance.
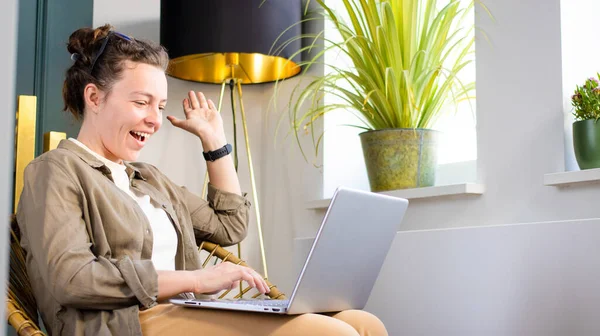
[203,143,232,162]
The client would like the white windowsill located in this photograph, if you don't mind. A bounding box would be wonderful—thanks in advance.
[306,183,485,210]
[544,168,600,187]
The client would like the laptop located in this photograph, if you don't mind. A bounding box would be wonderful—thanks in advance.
[169,186,409,314]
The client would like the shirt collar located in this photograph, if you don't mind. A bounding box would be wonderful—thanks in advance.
[58,139,146,181]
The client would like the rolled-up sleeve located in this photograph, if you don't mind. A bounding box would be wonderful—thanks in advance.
[16,159,158,310]
[182,183,251,247]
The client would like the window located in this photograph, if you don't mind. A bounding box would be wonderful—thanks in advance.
[322,0,477,198]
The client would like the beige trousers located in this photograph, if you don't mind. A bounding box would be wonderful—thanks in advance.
[140,304,388,336]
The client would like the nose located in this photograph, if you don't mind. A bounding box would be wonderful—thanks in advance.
[145,106,163,129]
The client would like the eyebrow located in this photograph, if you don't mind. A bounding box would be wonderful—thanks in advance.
[130,91,167,103]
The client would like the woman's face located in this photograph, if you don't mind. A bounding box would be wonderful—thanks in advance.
[92,61,168,163]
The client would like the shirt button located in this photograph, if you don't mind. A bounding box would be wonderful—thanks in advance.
[146,229,150,234]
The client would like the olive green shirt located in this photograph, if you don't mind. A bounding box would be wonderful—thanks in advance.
[15,139,251,335]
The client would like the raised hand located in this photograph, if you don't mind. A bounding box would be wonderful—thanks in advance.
[167,90,226,151]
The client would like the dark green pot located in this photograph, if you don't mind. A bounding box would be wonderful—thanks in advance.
[359,128,439,192]
[573,119,600,169]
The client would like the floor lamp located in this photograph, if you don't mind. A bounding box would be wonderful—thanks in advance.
[160,0,302,281]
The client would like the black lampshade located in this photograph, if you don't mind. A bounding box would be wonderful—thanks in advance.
[160,0,302,84]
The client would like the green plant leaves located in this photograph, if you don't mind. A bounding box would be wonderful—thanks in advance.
[269,0,477,159]
[572,74,600,122]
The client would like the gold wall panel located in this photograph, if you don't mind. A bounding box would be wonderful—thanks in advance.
[14,95,37,212]
[43,131,66,153]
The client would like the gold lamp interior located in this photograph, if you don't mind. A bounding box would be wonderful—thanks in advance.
[167,52,301,84]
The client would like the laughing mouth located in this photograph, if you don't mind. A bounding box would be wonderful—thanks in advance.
[130,130,150,142]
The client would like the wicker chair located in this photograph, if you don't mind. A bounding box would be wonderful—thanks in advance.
[7,215,44,336]
[6,214,285,335]
[198,241,286,300]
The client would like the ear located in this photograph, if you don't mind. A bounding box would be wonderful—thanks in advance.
[83,83,103,113]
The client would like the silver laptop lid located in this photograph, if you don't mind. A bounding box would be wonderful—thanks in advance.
[286,187,409,314]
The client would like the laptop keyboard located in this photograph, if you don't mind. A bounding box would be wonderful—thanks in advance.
[219,299,290,307]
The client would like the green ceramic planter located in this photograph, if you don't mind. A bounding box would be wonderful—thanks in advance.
[359,128,439,192]
[573,119,600,169]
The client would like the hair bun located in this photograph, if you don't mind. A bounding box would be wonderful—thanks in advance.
[66,24,113,64]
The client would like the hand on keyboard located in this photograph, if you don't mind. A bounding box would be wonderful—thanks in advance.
[188,262,270,295]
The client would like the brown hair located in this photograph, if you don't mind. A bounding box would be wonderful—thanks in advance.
[62,24,170,120]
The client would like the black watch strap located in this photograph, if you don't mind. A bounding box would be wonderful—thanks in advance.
[203,143,232,162]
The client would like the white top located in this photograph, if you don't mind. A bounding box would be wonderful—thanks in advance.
[68,138,177,271]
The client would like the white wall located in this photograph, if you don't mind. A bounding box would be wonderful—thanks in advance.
[1,0,18,334]
[368,218,600,335]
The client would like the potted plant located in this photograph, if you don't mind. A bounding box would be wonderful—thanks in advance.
[571,75,600,170]
[270,0,479,192]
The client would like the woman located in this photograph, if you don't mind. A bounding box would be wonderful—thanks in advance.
[16,24,388,336]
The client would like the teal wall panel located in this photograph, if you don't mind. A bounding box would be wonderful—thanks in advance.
[35,0,94,154]
[15,0,37,97]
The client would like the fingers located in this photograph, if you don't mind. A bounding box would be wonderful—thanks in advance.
[230,280,240,291]
[217,263,271,295]
[188,90,200,110]
[196,91,208,109]
[166,115,182,127]
[185,91,212,113]
[240,268,269,295]
[207,99,217,112]
[182,97,191,112]
[251,269,269,294]
[238,270,257,291]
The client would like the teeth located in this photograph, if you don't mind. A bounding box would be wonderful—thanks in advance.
[132,131,150,139]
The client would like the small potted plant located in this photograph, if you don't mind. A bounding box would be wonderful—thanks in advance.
[571,75,600,169]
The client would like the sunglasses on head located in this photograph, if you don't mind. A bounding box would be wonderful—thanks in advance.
[90,31,133,73]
